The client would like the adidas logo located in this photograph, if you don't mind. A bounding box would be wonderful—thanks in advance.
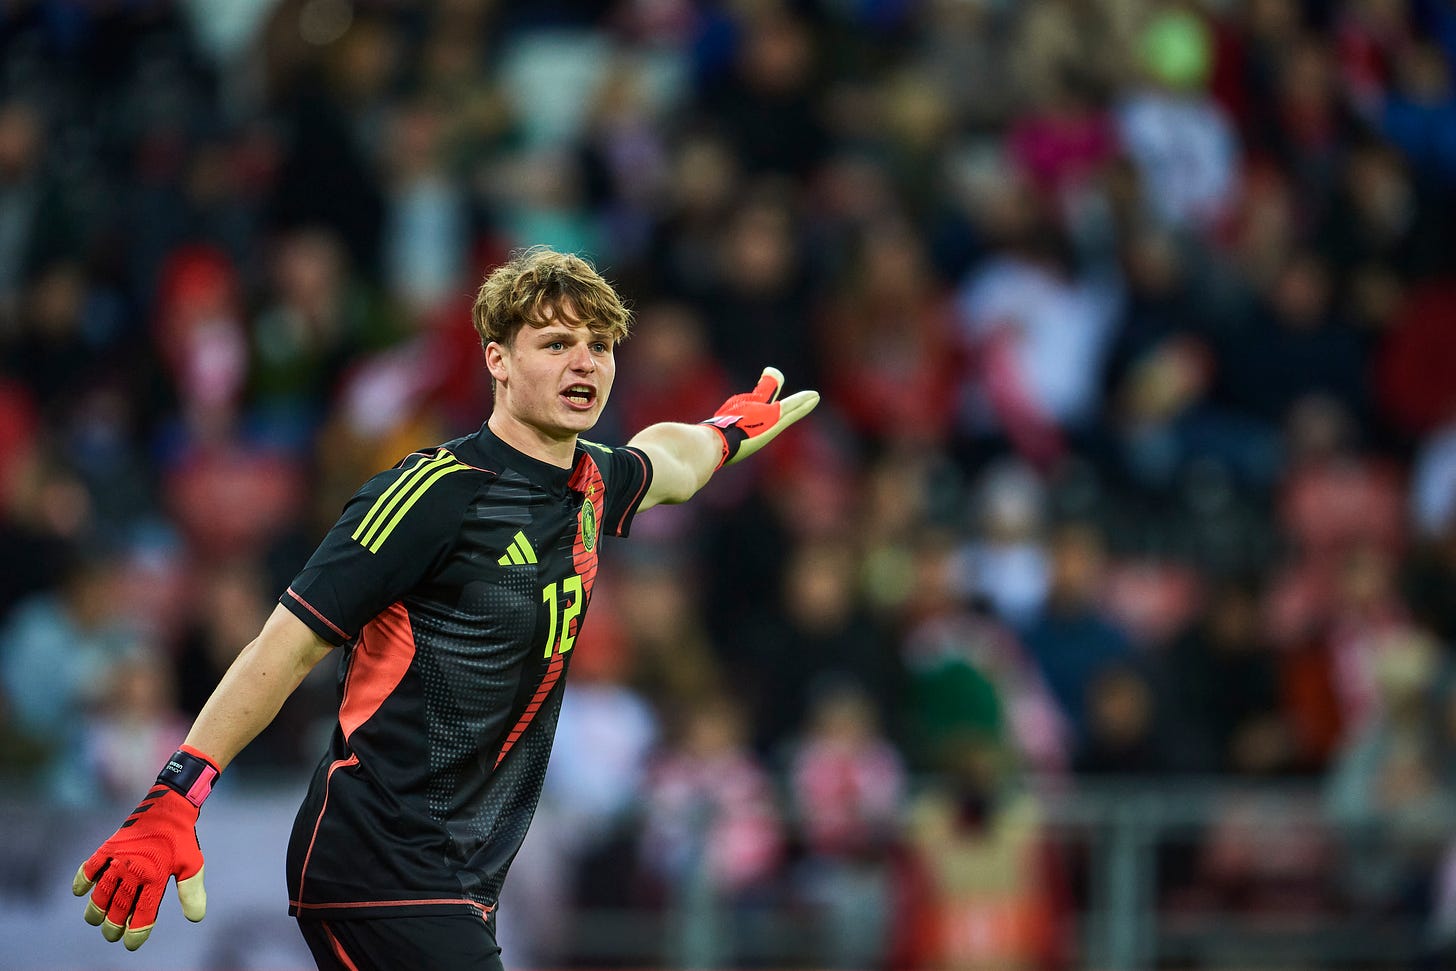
[498,531,538,567]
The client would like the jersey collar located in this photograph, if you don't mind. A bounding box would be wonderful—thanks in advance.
[470,423,577,495]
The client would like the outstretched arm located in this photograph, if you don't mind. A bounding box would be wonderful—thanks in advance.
[629,366,819,511]
[73,606,333,949]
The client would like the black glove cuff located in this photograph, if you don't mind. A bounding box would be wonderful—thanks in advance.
[700,420,746,468]
[156,748,220,808]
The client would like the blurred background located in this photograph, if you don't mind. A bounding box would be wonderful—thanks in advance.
[1,0,1455,968]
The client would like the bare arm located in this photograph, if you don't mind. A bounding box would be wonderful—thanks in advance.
[627,366,820,512]
[628,422,725,511]
[184,604,335,769]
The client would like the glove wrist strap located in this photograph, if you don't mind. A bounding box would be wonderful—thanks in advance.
[156,747,220,809]
[700,419,745,469]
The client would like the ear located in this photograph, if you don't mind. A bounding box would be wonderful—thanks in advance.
[485,341,509,386]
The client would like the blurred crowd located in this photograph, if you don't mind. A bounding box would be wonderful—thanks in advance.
[3,0,1456,966]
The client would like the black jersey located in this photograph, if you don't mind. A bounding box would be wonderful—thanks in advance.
[278,423,652,920]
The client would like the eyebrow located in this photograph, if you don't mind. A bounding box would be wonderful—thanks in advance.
[536,328,614,342]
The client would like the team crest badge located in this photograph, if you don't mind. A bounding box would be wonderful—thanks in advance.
[580,498,597,552]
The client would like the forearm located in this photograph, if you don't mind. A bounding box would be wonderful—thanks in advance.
[184,605,334,770]
[628,421,724,508]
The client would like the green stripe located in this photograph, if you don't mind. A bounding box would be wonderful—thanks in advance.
[506,544,525,565]
[366,463,467,553]
[352,452,452,545]
[497,553,511,566]
[351,451,439,542]
[514,531,538,564]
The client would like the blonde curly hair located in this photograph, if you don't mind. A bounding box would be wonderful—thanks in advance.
[471,247,631,352]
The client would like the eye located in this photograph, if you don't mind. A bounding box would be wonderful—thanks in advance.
[547,340,565,351]
[591,341,610,354]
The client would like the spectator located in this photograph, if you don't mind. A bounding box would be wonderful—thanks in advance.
[957,459,1051,629]
[1019,522,1132,744]
[1074,662,1176,776]
[1216,251,1370,430]
[738,538,902,754]
[702,10,829,182]
[639,693,783,968]
[1326,630,1454,918]
[900,734,1064,971]
[787,682,906,970]
[954,196,1120,472]
[81,652,189,805]
[0,551,138,803]
[817,219,961,450]
[700,185,816,389]
[174,559,330,773]
[903,527,1069,775]
[1163,577,1295,775]
[1115,7,1241,232]
[1381,41,1456,183]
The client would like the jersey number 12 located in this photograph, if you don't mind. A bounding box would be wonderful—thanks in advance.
[541,575,583,659]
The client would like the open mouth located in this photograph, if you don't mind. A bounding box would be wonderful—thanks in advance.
[561,385,597,409]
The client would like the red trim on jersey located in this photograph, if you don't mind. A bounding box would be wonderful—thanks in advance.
[566,450,601,497]
[298,754,360,906]
[339,602,416,743]
[494,651,566,770]
[322,923,363,971]
[293,898,495,917]
[617,448,649,536]
[568,453,604,605]
[286,587,350,640]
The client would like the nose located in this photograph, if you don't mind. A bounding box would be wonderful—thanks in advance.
[569,343,595,372]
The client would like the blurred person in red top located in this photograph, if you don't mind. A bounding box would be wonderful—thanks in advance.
[788,681,905,970]
[639,693,783,967]
[818,219,960,449]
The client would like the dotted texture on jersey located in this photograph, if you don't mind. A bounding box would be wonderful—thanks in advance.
[416,565,535,831]
[413,470,577,905]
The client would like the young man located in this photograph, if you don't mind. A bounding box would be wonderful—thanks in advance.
[72,247,818,970]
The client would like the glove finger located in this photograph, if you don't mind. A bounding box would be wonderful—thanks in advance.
[776,389,820,425]
[72,862,98,897]
[85,867,122,926]
[751,367,784,404]
[74,846,112,894]
[122,922,154,951]
[123,884,164,951]
[102,878,138,942]
[176,866,207,923]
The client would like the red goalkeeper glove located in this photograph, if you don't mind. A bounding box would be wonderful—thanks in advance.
[72,746,219,950]
[701,366,820,469]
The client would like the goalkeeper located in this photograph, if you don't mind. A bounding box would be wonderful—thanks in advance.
[72,247,817,970]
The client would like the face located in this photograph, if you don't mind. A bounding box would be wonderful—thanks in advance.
[487,312,616,448]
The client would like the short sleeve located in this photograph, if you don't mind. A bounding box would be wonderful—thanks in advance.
[280,449,480,645]
[585,441,653,539]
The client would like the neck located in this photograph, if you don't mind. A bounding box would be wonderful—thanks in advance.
[488,412,577,468]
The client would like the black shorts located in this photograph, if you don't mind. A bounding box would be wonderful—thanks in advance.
[297,913,503,971]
